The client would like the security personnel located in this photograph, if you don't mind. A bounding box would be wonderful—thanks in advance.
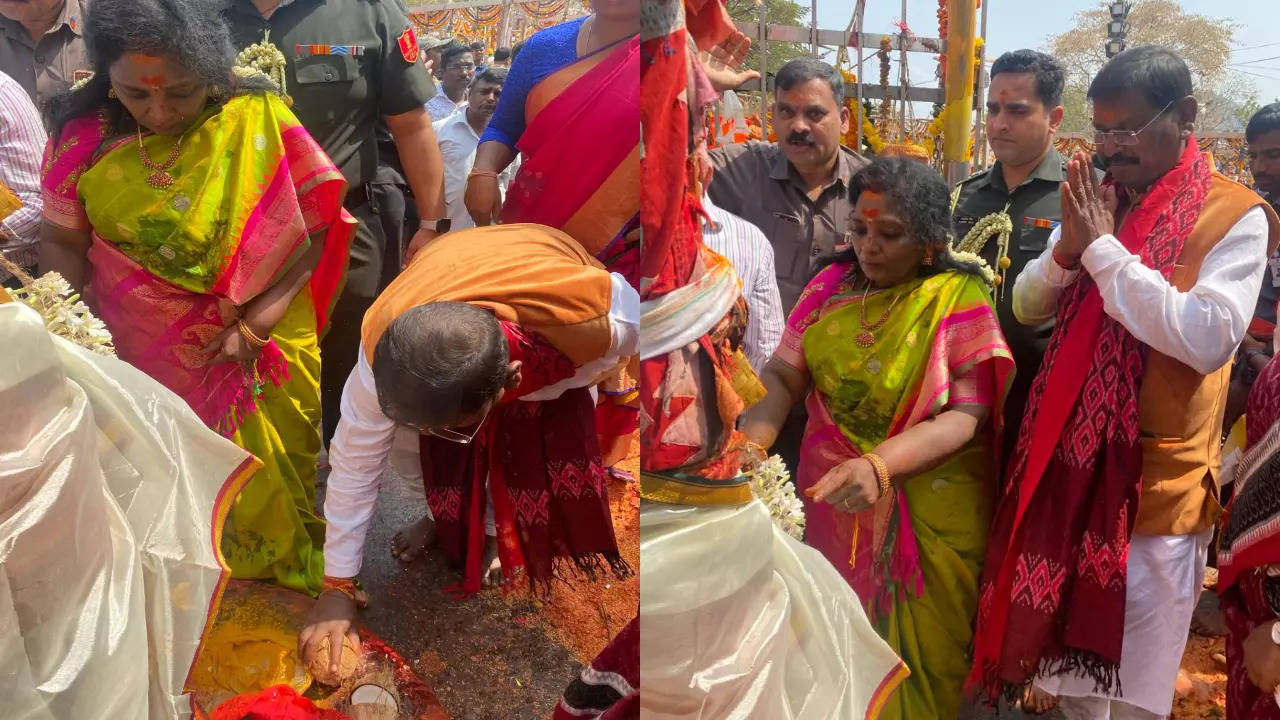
[225,0,446,447]
[0,0,90,106]
[951,50,1082,461]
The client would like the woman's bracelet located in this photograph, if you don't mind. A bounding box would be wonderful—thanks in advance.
[321,576,369,607]
[237,319,270,348]
[863,452,893,498]
[468,169,499,179]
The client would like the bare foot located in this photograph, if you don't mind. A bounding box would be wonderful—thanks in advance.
[390,515,436,562]
[482,534,507,587]
[1020,684,1058,714]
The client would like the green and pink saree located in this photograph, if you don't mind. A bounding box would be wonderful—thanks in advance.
[41,92,356,596]
[777,262,1012,720]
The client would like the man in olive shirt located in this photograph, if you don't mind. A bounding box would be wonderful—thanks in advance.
[225,0,446,446]
[0,0,90,106]
[708,58,866,314]
[951,49,1071,459]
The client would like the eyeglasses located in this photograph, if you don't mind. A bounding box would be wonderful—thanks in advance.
[1093,100,1174,147]
[408,405,491,444]
[446,63,476,72]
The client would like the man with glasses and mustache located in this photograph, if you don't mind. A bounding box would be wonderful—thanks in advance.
[706,56,864,475]
[298,224,637,676]
[969,46,1280,720]
[426,41,474,121]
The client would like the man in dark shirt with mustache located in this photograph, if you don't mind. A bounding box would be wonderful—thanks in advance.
[707,57,866,315]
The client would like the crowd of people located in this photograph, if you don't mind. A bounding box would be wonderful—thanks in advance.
[7,0,1280,717]
[0,0,638,715]
[638,1,1280,718]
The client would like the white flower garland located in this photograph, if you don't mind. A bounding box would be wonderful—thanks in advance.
[8,270,116,357]
[953,211,1012,295]
[744,454,806,541]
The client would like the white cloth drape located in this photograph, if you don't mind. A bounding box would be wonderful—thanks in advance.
[0,301,255,719]
[640,500,907,719]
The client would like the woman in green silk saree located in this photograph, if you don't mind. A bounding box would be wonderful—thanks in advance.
[39,0,355,597]
[743,157,1014,720]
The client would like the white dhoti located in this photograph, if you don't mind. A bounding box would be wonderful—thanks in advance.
[1035,528,1212,718]
[640,499,907,719]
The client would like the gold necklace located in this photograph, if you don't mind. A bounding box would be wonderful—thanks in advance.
[137,126,187,189]
[855,280,904,348]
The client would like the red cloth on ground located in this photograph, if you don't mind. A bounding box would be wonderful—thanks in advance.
[208,686,349,720]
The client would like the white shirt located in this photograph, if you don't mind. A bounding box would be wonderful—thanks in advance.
[432,111,520,233]
[322,272,640,577]
[0,71,46,277]
[425,94,465,122]
[700,196,784,372]
[1012,206,1270,375]
[433,111,482,231]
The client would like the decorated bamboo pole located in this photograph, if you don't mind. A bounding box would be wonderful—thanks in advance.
[942,0,977,184]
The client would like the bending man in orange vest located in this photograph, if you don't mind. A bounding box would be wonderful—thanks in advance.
[969,46,1280,719]
[298,224,638,676]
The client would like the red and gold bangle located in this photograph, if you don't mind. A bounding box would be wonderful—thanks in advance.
[863,452,893,498]
[321,576,369,608]
[468,169,499,179]
[237,319,270,348]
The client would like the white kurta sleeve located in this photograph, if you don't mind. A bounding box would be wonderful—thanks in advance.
[1081,206,1269,374]
[322,347,399,578]
[520,272,640,401]
[1012,225,1080,325]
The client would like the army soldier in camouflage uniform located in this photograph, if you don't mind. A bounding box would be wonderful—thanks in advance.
[951,50,1078,461]
[225,0,445,447]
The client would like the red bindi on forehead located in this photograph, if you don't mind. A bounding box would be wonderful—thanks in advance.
[859,191,884,219]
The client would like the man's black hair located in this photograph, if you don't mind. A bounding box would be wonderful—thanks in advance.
[493,46,512,63]
[441,42,474,69]
[1247,102,1280,143]
[775,57,843,105]
[371,302,509,429]
[511,41,526,61]
[1088,45,1193,111]
[473,66,508,88]
[990,49,1066,108]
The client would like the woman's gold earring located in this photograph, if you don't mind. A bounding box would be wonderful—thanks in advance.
[107,87,117,99]
[923,248,934,267]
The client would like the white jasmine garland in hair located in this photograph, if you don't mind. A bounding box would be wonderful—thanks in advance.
[948,249,996,286]
[11,272,116,357]
[744,454,806,541]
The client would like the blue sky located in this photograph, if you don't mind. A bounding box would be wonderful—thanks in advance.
[811,0,1280,107]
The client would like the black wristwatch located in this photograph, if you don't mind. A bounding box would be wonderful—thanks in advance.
[420,218,451,233]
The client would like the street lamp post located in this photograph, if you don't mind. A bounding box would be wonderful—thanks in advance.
[1106,1,1131,58]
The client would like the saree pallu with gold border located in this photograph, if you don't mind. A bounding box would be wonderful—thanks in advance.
[780,264,1013,720]
[41,93,356,596]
